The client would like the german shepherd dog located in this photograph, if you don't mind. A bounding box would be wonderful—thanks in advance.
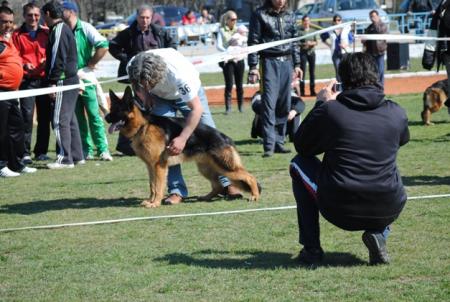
[421,79,448,125]
[106,87,261,208]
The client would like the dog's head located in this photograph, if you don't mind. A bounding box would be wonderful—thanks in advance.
[105,86,135,134]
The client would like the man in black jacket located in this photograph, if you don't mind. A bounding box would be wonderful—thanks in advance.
[109,4,176,156]
[247,0,303,157]
[42,1,83,169]
[290,53,409,265]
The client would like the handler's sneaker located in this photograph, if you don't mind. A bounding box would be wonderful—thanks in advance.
[362,231,390,265]
[0,167,20,177]
[20,166,37,174]
[99,152,113,161]
[47,162,75,169]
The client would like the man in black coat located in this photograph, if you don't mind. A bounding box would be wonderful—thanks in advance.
[109,4,176,155]
[290,53,410,265]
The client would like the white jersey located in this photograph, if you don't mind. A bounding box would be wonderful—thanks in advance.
[130,48,201,102]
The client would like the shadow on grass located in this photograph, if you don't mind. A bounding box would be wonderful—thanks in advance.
[403,175,450,186]
[234,139,261,146]
[408,120,449,127]
[0,197,140,215]
[154,249,366,270]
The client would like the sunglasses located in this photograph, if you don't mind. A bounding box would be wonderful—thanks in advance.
[230,18,237,21]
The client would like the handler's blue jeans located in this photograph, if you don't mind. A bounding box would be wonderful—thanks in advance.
[289,154,390,249]
[151,87,231,197]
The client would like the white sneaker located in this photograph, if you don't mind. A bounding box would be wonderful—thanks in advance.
[20,166,37,174]
[85,154,95,160]
[99,152,113,161]
[47,162,75,169]
[75,159,86,165]
[0,167,20,177]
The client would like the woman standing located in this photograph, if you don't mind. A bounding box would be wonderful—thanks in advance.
[216,10,246,114]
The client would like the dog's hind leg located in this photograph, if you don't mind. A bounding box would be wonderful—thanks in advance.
[224,169,261,202]
[196,162,223,201]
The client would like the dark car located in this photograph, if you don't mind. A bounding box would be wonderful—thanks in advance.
[127,5,189,26]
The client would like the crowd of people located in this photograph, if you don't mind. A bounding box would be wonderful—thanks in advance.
[4,0,447,266]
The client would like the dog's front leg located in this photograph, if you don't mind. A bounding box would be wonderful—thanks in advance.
[141,166,157,208]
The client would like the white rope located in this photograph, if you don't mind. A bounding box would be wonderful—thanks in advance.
[0,193,448,233]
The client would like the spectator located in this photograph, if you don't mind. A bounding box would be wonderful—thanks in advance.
[0,5,37,177]
[42,0,84,169]
[247,0,302,158]
[127,49,244,204]
[197,7,216,24]
[320,14,351,83]
[182,10,197,25]
[362,10,388,87]
[216,10,246,113]
[151,12,165,27]
[62,1,112,161]
[251,85,305,142]
[109,4,176,156]
[290,53,409,265]
[12,2,51,163]
[298,15,317,97]
[408,0,434,13]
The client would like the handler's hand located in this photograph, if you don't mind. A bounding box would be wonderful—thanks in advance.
[317,80,340,102]
[248,69,260,84]
[167,136,187,156]
[48,84,56,101]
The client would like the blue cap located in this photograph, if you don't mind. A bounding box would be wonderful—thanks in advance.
[62,1,78,13]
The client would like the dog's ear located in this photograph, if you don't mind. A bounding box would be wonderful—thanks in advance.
[109,89,119,103]
[124,86,133,99]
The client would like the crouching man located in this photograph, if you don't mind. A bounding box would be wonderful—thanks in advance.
[290,53,410,265]
[127,49,243,204]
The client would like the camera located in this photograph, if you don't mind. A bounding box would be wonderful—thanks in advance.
[332,82,342,92]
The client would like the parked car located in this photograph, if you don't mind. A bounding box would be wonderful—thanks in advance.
[127,5,189,26]
[295,2,322,20]
[313,0,389,29]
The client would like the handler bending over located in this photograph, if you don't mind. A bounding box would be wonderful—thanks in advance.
[127,49,243,204]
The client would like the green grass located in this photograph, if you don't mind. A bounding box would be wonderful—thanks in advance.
[101,57,430,92]
[1,93,449,301]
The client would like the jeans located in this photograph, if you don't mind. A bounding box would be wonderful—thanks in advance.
[150,87,231,197]
[289,155,390,248]
[372,54,385,87]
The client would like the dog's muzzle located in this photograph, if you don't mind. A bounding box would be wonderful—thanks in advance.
[108,120,125,134]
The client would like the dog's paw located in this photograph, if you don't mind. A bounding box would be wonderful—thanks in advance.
[140,199,160,208]
[248,195,259,202]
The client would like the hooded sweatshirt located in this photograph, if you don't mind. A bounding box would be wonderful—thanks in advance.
[294,86,410,230]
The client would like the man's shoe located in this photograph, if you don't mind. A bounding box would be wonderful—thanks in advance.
[163,193,183,205]
[223,185,243,200]
[0,167,20,177]
[99,152,113,161]
[75,159,86,165]
[20,166,37,174]
[296,247,324,265]
[274,146,291,154]
[47,162,75,169]
[262,151,273,158]
[362,231,390,265]
[310,91,317,97]
[85,154,95,160]
[35,154,50,161]
[22,156,33,165]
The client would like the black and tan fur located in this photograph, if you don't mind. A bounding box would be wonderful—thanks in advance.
[422,79,448,125]
[106,87,261,208]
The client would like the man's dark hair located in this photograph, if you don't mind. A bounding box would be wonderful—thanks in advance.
[338,52,379,90]
[0,5,13,15]
[369,9,379,16]
[302,15,309,21]
[333,14,342,22]
[22,2,39,16]
[42,1,63,19]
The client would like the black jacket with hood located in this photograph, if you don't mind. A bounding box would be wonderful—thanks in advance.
[294,86,409,230]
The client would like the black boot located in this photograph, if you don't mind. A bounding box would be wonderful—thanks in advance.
[237,90,243,113]
[310,85,316,96]
[225,92,232,114]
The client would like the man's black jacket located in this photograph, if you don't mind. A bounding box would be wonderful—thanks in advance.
[109,22,176,80]
[247,3,300,69]
[295,86,409,230]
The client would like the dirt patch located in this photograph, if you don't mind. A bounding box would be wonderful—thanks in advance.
[204,74,447,106]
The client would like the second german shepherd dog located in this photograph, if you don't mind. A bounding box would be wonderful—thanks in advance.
[106,87,261,208]
[421,79,448,125]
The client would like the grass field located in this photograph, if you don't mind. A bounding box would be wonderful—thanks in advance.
[1,93,449,301]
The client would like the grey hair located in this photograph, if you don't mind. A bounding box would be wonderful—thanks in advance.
[127,52,167,89]
[136,4,153,15]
